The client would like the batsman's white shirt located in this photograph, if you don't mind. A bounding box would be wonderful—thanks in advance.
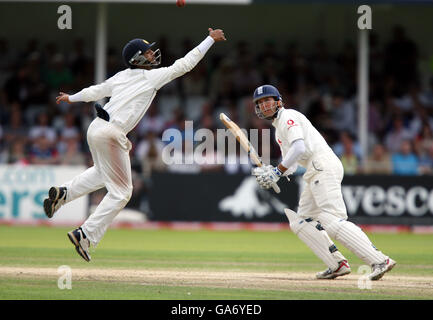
[72,43,210,134]
[272,108,348,219]
[272,108,332,172]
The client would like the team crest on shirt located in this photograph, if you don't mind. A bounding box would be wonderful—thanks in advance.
[277,138,282,145]
[287,119,298,130]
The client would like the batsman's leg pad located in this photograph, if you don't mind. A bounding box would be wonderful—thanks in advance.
[286,209,346,270]
[318,213,387,265]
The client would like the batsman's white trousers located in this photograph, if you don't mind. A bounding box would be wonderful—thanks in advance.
[297,151,387,265]
[62,118,133,246]
[298,151,347,220]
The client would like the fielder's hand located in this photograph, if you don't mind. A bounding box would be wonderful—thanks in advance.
[56,92,71,104]
[208,28,226,42]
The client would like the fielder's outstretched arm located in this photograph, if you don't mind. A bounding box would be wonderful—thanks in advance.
[149,28,226,90]
[56,76,117,104]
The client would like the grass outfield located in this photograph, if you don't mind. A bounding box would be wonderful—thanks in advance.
[0,225,432,300]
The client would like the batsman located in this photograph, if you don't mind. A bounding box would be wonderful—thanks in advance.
[44,28,226,262]
[251,84,396,280]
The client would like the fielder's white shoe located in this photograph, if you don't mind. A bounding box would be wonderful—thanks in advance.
[43,187,67,218]
[369,258,396,281]
[67,227,91,262]
[316,260,351,279]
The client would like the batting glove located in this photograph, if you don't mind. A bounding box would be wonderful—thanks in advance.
[252,165,283,189]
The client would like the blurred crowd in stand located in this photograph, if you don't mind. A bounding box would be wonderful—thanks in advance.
[0,25,432,212]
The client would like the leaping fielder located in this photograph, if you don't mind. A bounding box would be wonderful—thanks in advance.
[251,84,396,280]
[44,28,226,262]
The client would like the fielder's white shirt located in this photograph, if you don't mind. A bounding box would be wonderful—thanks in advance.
[272,108,334,170]
[70,37,214,134]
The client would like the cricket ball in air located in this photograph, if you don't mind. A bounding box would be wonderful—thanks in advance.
[176,0,186,7]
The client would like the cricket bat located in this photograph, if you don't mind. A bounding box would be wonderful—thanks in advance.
[219,113,280,194]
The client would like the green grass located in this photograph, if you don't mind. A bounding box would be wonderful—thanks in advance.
[0,225,432,299]
[1,278,428,300]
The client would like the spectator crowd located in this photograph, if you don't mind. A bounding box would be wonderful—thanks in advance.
[0,24,432,183]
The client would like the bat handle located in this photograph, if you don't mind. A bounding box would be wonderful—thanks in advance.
[271,183,281,194]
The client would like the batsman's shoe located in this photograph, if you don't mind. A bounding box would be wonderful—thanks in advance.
[316,260,351,279]
[67,227,91,262]
[369,258,396,281]
[43,187,67,218]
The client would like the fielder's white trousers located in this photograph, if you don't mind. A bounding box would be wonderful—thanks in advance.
[62,118,133,246]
